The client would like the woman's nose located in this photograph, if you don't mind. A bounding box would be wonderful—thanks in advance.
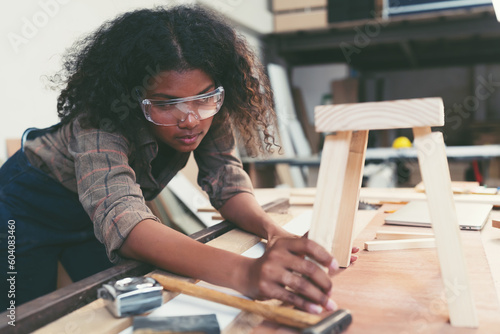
[178,111,200,129]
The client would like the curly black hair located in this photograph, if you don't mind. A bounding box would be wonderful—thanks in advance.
[52,5,278,156]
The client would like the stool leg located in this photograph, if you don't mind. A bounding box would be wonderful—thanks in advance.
[413,126,478,327]
[309,130,368,268]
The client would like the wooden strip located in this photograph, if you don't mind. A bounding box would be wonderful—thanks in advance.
[289,196,315,206]
[290,188,316,197]
[360,188,500,206]
[333,130,369,267]
[375,230,434,240]
[292,187,500,206]
[364,238,436,251]
[197,206,217,212]
[493,220,500,229]
[308,132,352,267]
[151,274,321,329]
[413,127,478,327]
[315,98,444,132]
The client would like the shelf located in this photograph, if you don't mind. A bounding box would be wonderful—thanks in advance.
[264,6,500,70]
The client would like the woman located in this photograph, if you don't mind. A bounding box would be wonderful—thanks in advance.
[0,5,355,313]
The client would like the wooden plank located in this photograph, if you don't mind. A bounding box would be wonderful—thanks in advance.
[333,130,369,267]
[413,127,478,327]
[315,98,444,132]
[492,220,500,229]
[375,230,434,240]
[364,238,436,251]
[308,132,352,267]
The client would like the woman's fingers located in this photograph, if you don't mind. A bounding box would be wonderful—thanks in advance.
[267,281,338,314]
[274,237,339,273]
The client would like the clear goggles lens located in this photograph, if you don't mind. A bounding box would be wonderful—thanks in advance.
[140,86,224,126]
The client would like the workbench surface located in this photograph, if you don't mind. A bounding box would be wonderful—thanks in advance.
[5,188,500,333]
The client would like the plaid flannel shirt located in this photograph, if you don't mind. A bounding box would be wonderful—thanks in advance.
[23,117,253,263]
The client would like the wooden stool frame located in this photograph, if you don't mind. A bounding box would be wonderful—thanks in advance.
[308,98,478,327]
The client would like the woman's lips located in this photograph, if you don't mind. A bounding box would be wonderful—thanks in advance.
[177,133,200,145]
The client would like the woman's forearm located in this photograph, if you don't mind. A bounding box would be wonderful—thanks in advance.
[118,219,252,291]
[217,192,294,240]
[119,217,339,313]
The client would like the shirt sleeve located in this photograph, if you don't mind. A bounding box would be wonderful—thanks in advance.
[69,122,160,263]
[194,118,254,209]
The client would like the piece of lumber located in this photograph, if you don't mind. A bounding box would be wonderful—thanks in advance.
[308,132,352,267]
[292,187,500,206]
[375,230,434,240]
[493,220,500,229]
[289,195,315,206]
[290,188,316,197]
[197,206,218,212]
[415,181,480,194]
[360,188,500,206]
[413,126,478,327]
[364,238,436,251]
[151,274,322,329]
[315,98,444,132]
[332,130,368,267]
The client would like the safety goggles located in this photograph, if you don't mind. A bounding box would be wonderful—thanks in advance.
[139,86,225,126]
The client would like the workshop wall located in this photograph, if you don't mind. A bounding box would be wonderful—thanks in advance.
[0,0,272,161]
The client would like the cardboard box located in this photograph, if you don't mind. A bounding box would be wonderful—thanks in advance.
[272,0,327,12]
[274,9,328,32]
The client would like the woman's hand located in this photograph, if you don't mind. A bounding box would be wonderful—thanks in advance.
[351,246,360,263]
[240,237,340,314]
[268,227,361,265]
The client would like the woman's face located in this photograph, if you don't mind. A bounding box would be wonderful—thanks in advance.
[144,69,216,153]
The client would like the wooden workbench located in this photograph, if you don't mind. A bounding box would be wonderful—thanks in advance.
[3,188,500,333]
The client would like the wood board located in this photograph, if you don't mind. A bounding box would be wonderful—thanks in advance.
[289,187,500,206]
[314,98,444,132]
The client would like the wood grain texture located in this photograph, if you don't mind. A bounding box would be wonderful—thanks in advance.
[364,237,436,251]
[375,230,434,240]
[332,130,369,267]
[151,274,322,329]
[413,127,478,327]
[308,132,352,267]
[315,98,444,132]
